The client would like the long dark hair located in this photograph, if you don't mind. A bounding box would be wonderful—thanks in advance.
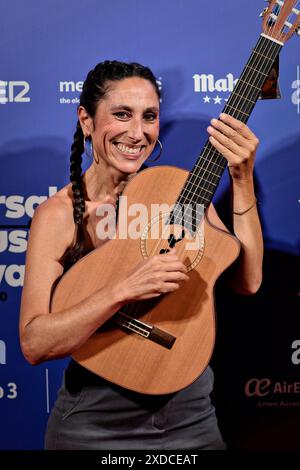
[59,60,160,270]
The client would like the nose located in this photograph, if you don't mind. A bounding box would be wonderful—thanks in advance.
[127,117,144,142]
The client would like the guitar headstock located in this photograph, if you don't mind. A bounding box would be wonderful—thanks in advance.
[261,0,300,43]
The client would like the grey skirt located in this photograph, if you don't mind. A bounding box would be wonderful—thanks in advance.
[45,360,225,450]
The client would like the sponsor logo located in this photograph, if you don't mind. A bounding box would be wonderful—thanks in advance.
[0,340,6,365]
[0,187,57,289]
[0,81,30,104]
[59,81,83,105]
[291,65,300,114]
[193,72,238,105]
[58,77,163,104]
[245,377,300,408]
[0,383,17,399]
[0,186,57,219]
[291,340,300,365]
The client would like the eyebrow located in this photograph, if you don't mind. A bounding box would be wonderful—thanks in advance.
[111,105,159,113]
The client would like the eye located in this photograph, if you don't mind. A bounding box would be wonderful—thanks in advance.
[144,113,157,122]
[113,111,131,120]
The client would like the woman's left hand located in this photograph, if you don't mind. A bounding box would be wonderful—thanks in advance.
[207,113,259,182]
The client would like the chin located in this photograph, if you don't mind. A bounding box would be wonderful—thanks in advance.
[114,158,146,175]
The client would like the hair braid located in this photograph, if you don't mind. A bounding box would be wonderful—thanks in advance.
[59,121,87,269]
[70,121,85,225]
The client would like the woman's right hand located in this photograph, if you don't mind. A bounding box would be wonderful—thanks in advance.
[116,248,189,302]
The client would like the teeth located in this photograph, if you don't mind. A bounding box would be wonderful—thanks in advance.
[115,143,142,154]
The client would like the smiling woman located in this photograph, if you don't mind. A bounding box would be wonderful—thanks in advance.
[19,60,263,450]
[80,76,159,173]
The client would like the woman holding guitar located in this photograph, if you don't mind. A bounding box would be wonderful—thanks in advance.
[20,61,263,449]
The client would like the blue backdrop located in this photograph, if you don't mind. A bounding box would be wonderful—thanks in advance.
[1,0,299,450]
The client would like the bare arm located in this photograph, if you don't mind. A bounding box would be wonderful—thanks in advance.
[19,200,121,364]
[207,113,263,294]
[20,200,188,365]
[228,177,263,294]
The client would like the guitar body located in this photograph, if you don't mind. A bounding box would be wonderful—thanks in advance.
[51,166,240,394]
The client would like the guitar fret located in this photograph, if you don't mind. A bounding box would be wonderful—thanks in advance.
[237,79,261,91]
[224,104,250,117]
[180,185,211,203]
[188,177,216,190]
[252,49,276,62]
[228,92,256,105]
[195,168,220,178]
[245,64,268,77]
[185,180,214,194]
[195,159,224,171]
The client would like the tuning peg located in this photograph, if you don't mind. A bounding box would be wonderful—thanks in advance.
[259,7,268,17]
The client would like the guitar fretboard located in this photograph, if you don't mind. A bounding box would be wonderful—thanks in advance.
[172,35,282,229]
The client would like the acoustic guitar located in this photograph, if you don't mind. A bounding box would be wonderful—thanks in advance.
[51,1,300,394]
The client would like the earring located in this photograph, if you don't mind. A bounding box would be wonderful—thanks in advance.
[147,139,163,163]
[84,135,92,158]
[84,135,99,164]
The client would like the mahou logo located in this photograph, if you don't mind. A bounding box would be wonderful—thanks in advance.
[193,73,238,105]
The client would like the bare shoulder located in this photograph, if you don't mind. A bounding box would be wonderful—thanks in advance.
[31,184,75,255]
[20,185,75,329]
[35,184,73,221]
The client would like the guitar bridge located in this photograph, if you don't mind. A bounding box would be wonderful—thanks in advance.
[114,312,176,350]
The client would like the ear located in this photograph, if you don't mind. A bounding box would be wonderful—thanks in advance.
[78,106,93,137]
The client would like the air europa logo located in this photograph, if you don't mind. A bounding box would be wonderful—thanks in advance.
[245,378,300,397]
[193,73,238,105]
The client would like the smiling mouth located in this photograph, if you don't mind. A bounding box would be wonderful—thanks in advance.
[113,142,145,157]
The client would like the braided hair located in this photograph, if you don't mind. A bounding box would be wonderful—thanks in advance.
[59,60,160,270]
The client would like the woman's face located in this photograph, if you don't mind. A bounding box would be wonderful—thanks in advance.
[90,77,160,174]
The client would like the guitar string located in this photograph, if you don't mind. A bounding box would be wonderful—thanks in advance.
[123,21,282,319]
[123,23,282,320]
[159,38,279,248]
[173,0,300,253]
[128,2,299,268]
[137,6,292,254]
[123,35,280,321]
[147,38,279,256]
[177,43,280,208]
[122,6,292,321]
[186,0,300,207]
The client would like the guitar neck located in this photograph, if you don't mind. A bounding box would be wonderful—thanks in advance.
[176,34,282,216]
